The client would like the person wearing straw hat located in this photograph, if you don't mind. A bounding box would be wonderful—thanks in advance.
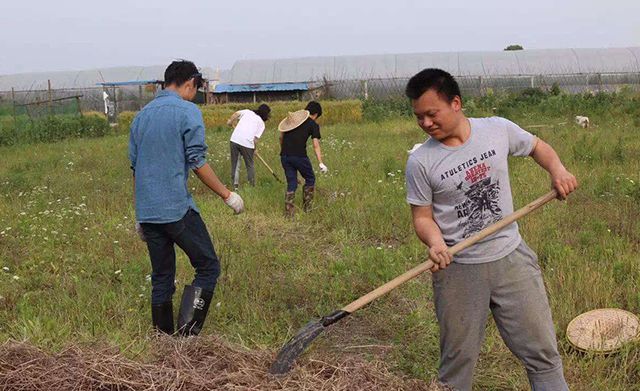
[129,60,244,337]
[404,69,577,391]
[227,104,271,190]
[278,101,327,217]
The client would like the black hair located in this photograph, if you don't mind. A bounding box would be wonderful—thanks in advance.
[305,101,322,117]
[405,68,461,102]
[254,104,271,121]
[164,60,202,89]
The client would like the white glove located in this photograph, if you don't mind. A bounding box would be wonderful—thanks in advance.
[319,163,328,174]
[135,222,146,242]
[224,191,244,214]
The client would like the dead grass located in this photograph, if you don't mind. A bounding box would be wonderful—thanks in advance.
[0,336,453,391]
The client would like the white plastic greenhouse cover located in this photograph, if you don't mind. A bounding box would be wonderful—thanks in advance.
[0,65,217,91]
[226,47,640,84]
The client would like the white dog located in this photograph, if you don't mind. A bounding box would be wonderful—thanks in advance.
[575,116,590,128]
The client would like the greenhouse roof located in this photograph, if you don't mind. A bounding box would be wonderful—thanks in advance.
[224,47,640,84]
[0,65,217,91]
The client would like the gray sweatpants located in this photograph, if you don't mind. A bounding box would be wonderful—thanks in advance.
[230,141,255,186]
[432,241,568,391]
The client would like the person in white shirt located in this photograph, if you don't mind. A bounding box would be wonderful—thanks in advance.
[227,104,271,189]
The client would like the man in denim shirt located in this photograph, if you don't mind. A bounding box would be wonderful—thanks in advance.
[129,60,244,336]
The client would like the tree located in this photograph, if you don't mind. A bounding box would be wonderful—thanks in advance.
[504,44,524,51]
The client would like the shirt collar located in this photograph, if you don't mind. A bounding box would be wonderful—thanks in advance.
[156,89,181,99]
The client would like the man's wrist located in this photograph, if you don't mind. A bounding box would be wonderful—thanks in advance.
[222,189,232,200]
[548,164,567,177]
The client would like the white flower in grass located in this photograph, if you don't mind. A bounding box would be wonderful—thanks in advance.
[113,240,119,244]
[145,274,151,282]
[12,275,19,280]
[2,267,9,272]
[376,246,382,250]
[114,269,122,275]
[377,180,383,183]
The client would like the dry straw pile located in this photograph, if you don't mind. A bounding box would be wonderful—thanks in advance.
[0,336,450,390]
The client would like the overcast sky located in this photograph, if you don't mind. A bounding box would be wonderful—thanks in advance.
[1,0,638,75]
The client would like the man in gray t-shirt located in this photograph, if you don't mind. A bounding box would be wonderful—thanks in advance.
[404,69,577,391]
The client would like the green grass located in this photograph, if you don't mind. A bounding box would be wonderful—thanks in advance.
[0,94,639,390]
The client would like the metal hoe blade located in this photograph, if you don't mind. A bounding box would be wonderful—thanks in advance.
[269,320,325,374]
[270,310,350,374]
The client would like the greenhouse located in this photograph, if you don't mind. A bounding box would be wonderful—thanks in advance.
[221,47,640,99]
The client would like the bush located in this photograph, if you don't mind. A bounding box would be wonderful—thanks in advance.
[0,114,110,146]
[362,97,413,121]
[114,100,364,132]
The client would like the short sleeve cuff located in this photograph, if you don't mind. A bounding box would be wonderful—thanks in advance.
[406,198,432,206]
[523,136,538,156]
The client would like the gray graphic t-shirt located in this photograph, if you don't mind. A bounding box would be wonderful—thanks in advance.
[405,117,536,264]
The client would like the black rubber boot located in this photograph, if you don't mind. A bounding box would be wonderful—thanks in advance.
[284,191,295,218]
[151,301,174,335]
[302,186,315,212]
[177,285,214,336]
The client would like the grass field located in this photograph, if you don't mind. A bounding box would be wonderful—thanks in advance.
[0,93,639,390]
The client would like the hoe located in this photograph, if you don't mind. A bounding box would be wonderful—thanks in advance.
[270,190,558,374]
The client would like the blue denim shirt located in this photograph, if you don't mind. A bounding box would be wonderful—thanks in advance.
[128,90,207,223]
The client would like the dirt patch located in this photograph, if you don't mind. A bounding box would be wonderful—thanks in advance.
[0,336,452,390]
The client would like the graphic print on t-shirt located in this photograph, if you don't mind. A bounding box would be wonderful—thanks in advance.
[447,149,503,238]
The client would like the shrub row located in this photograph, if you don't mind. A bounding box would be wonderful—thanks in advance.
[113,100,363,134]
[0,114,110,146]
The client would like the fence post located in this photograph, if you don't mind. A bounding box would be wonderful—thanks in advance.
[598,73,603,92]
[478,76,483,95]
[76,96,83,117]
[11,87,17,128]
[47,79,53,116]
[362,80,369,100]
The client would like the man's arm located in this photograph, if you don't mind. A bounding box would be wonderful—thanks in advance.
[193,163,231,200]
[411,205,452,272]
[312,138,324,165]
[530,138,578,199]
[227,111,241,127]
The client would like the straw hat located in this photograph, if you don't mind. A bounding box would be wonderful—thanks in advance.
[278,110,310,132]
[566,308,640,353]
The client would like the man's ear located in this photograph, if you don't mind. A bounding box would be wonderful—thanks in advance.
[451,96,462,112]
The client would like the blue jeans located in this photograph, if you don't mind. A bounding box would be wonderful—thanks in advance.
[280,155,315,192]
[141,209,220,305]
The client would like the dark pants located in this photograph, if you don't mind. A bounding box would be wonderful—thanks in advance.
[141,209,220,305]
[280,155,315,192]
[230,141,255,186]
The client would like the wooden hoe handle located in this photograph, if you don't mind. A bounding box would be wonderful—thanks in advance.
[342,190,557,313]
